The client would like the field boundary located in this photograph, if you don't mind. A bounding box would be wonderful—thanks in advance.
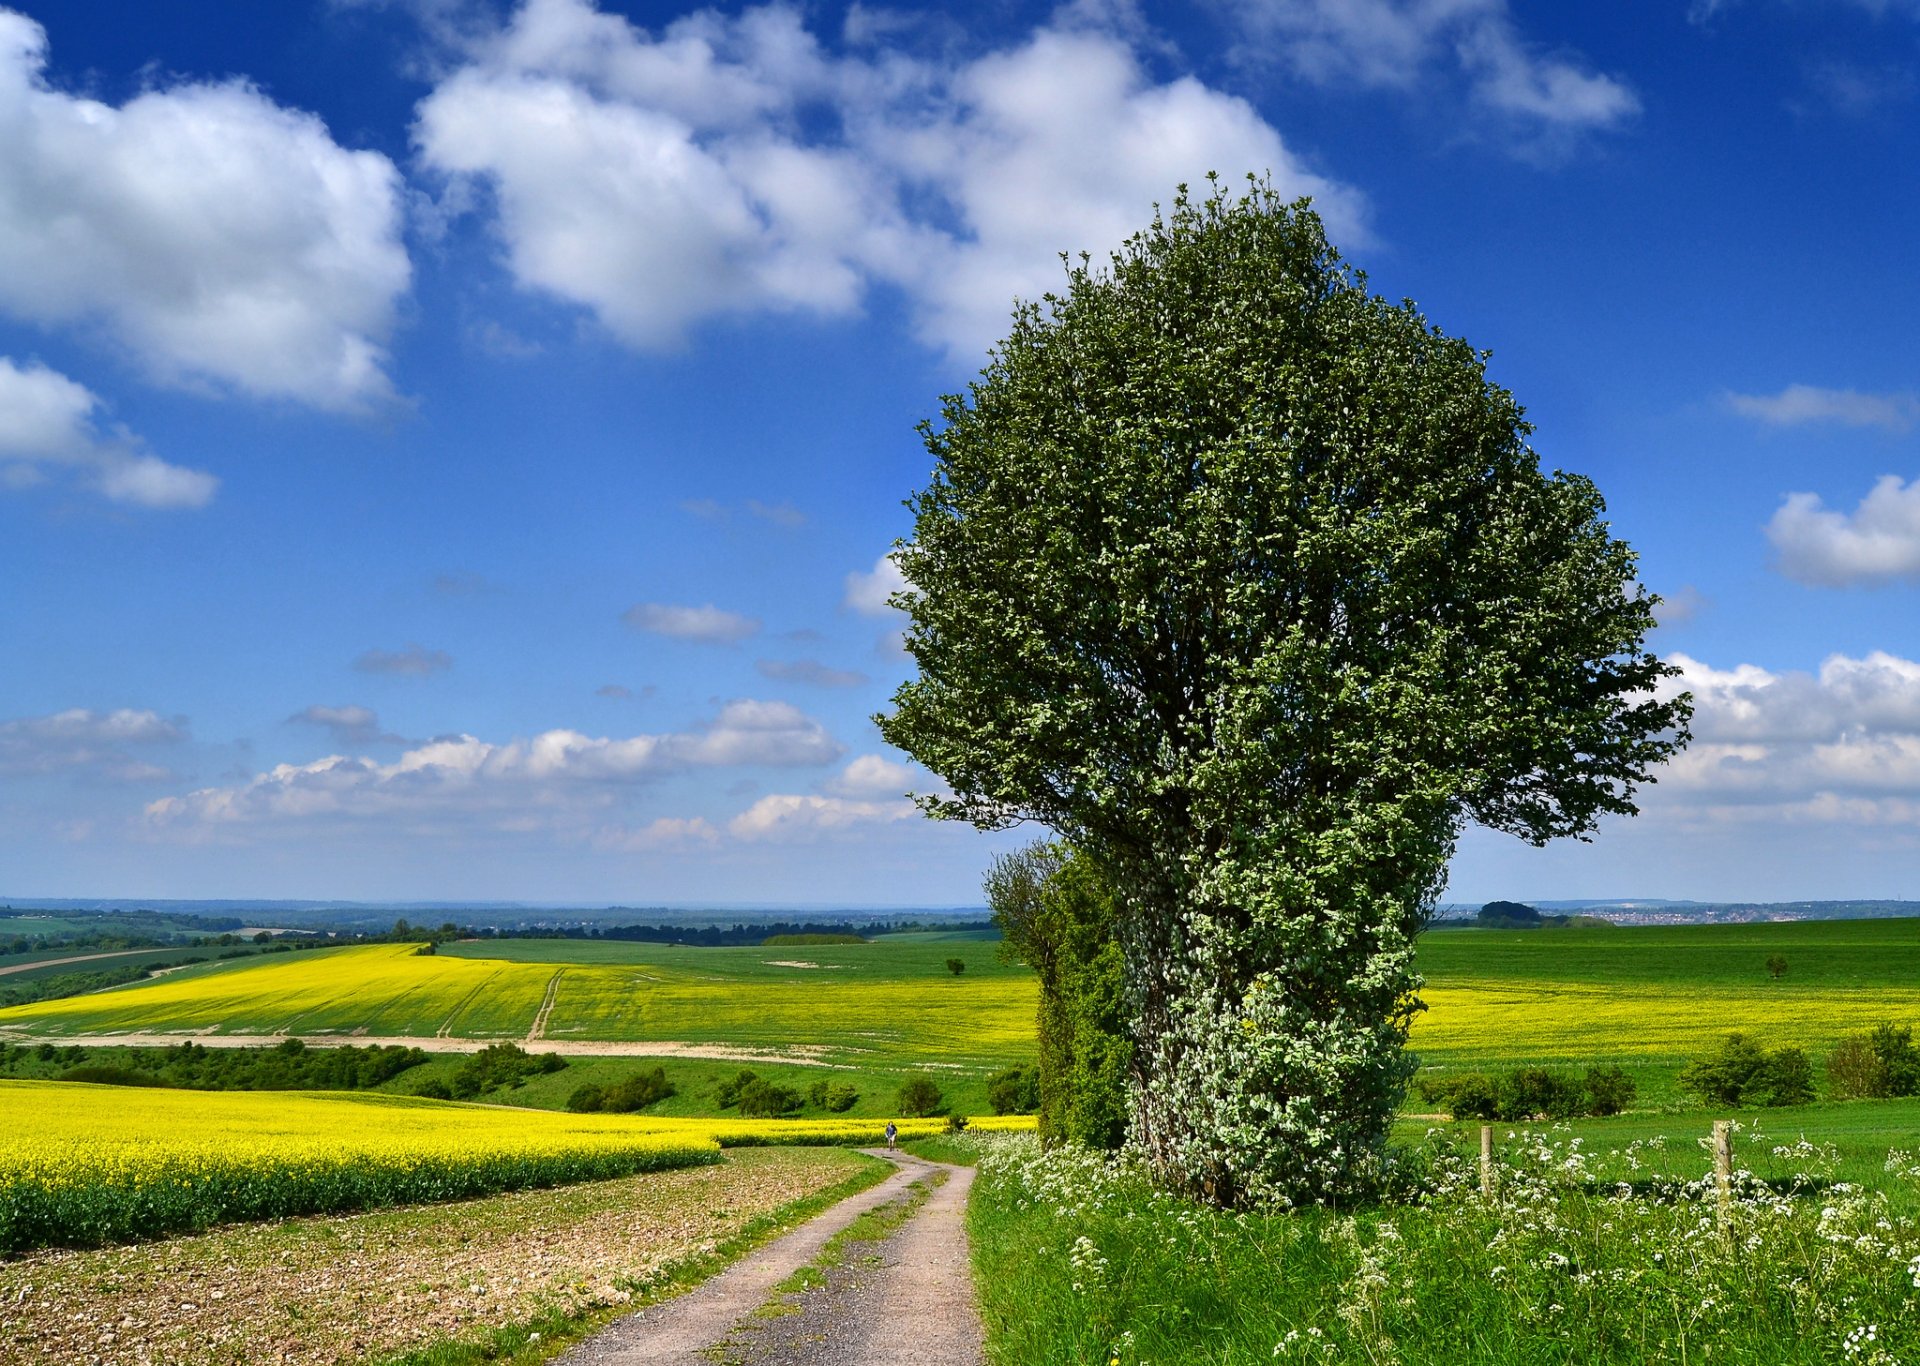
[0,1028,848,1063]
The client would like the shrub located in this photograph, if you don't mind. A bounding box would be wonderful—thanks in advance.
[414,1078,453,1100]
[806,1080,859,1112]
[601,1067,675,1113]
[735,1078,802,1118]
[1582,1065,1636,1117]
[946,958,966,975]
[988,1064,1042,1115]
[567,1084,605,1113]
[450,1042,566,1098]
[1680,1034,1815,1108]
[1496,1068,1586,1121]
[1749,1048,1815,1107]
[715,1070,759,1108]
[1415,1072,1498,1120]
[897,1074,945,1117]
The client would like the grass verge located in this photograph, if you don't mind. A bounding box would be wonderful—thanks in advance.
[968,1131,1920,1364]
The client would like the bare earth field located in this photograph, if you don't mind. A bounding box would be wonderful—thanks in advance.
[0,1147,879,1366]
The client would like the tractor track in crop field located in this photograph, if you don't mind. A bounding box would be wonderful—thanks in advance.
[528,969,566,1042]
[557,1150,982,1366]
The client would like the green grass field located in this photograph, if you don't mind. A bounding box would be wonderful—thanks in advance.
[8,918,1920,1118]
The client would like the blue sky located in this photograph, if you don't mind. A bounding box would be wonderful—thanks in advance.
[1,0,1917,905]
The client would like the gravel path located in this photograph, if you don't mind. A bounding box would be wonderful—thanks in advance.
[557,1151,983,1366]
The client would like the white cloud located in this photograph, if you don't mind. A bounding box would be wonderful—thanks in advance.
[0,9,409,410]
[0,357,215,508]
[413,0,1365,361]
[1767,475,1920,587]
[755,658,868,688]
[727,792,916,841]
[827,753,920,798]
[1728,384,1920,433]
[0,707,185,780]
[1219,0,1638,142]
[354,643,454,676]
[589,815,721,851]
[1645,650,1920,826]
[844,551,908,616]
[622,601,760,643]
[147,698,840,831]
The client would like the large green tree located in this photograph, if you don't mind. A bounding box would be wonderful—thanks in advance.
[878,178,1690,1208]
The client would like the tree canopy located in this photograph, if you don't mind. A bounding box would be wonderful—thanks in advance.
[880,177,1690,1206]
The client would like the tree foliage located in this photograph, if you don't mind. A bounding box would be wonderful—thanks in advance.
[880,177,1689,1206]
[987,842,1134,1149]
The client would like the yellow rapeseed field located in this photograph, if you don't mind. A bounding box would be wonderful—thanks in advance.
[0,1080,1036,1254]
[0,1080,719,1252]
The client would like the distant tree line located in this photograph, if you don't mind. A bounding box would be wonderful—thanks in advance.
[1,1038,429,1092]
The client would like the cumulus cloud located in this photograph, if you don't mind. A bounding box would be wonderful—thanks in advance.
[1727,384,1920,433]
[727,792,916,841]
[1766,475,1920,587]
[287,704,403,746]
[0,10,410,409]
[413,0,1365,360]
[1218,0,1638,145]
[826,753,920,798]
[0,357,216,508]
[1646,650,1920,826]
[755,658,868,688]
[354,643,454,676]
[0,707,186,780]
[147,698,840,830]
[622,601,760,643]
[726,752,943,840]
[843,551,908,616]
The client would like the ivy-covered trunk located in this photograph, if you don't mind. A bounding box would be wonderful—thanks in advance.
[1118,807,1450,1208]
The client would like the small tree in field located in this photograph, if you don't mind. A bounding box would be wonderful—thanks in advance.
[879,177,1688,1208]
[1766,954,1788,980]
[945,957,966,976]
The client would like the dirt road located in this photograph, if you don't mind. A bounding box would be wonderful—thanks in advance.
[557,1150,983,1366]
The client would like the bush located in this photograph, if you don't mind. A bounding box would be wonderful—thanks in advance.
[1496,1068,1586,1121]
[1415,1066,1632,1120]
[715,1069,759,1108]
[1749,1048,1815,1107]
[567,1084,605,1112]
[450,1042,566,1099]
[1415,1072,1498,1120]
[1582,1065,1636,1117]
[946,958,966,975]
[988,1064,1042,1115]
[735,1077,801,1117]
[601,1067,675,1113]
[414,1078,453,1100]
[1680,1034,1816,1108]
[1828,1033,1882,1100]
[897,1074,945,1117]
[806,1080,859,1112]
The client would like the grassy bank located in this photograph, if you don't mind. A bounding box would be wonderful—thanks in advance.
[967,1123,1920,1364]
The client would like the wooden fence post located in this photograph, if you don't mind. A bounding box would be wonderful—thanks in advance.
[1713,1119,1733,1235]
[1480,1124,1494,1200]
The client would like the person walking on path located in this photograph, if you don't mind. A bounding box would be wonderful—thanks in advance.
[885,1120,898,1151]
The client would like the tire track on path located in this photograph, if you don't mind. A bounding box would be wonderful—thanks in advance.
[556,1151,982,1366]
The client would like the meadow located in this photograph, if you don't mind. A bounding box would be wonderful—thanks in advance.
[959,1124,1920,1365]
